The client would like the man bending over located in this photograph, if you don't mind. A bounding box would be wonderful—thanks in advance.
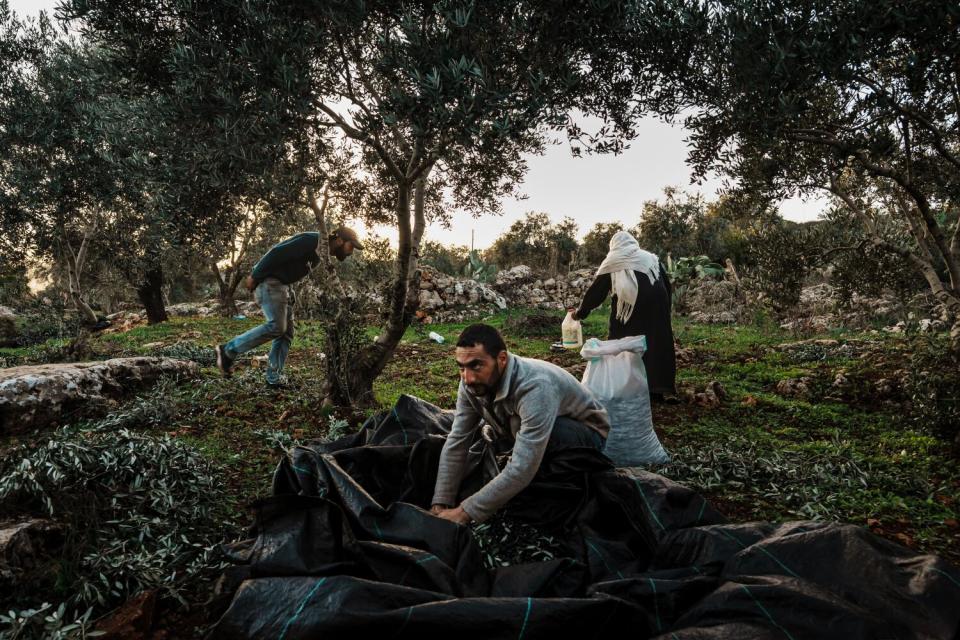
[431,323,610,525]
[215,227,362,388]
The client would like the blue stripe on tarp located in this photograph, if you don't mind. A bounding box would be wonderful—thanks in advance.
[518,597,532,640]
[633,478,666,531]
[585,539,625,580]
[278,577,327,640]
[739,584,796,640]
[754,546,800,579]
[695,497,707,524]
[929,567,960,589]
[291,464,313,475]
[397,554,439,587]
[392,407,409,445]
[649,577,662,632]
[393,606,413,637]
[717,529,800,579]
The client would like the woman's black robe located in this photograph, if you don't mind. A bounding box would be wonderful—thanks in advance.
[575,264,677,395]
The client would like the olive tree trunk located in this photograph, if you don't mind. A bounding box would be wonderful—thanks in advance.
[311,175,429,408]
[136,266,168,324]
[62,221,99,326]
[211,261,243,317]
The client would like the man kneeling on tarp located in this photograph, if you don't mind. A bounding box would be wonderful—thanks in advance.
[431,323,610,525]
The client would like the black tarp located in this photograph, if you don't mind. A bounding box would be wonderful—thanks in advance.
[211,395,960,639]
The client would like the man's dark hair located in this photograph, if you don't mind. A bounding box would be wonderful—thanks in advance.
[456,323,507,357]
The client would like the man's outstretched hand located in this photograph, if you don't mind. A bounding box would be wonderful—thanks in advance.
[431,504,471,525]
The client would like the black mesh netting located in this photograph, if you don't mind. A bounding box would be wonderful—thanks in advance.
[210,395,960,639]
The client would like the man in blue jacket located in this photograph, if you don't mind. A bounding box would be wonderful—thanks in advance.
[215,227,363,387]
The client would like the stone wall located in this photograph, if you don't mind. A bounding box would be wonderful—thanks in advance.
[0,357,199,434]
[679,276,946,333]
[415,265,597,323]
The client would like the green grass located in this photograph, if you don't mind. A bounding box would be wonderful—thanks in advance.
[2,307,958,568]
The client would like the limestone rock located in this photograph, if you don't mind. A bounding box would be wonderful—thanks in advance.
[831,371,851,392]
[494,265,534,290]
[0,357,199,434]
[690,310,737,324]
[679,380,726,407]
[775,377,813,399]
[418,289,434,309]
[0,518,64,590]
[684,280,746,324]
[873,377,898,398]
[166,301,218,317]
[674,347,697,367]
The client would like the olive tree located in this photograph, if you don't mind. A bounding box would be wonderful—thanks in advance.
[0,16,126,325]
[69,0,648,406]
[639,0,960,347]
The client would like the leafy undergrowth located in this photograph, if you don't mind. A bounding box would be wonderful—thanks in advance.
[659,321,960,566]
[0,422,240,637]
[1,308,958,635]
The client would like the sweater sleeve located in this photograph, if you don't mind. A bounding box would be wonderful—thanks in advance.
[576,273,612,320]
[251,243,287,282]
[460,388,559,523]
[251,234,318,282]
[432,384,482,507]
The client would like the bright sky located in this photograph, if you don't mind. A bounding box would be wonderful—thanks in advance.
[12,0,827,250]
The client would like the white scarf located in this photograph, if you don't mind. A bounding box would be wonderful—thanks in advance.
[595,231,661,323]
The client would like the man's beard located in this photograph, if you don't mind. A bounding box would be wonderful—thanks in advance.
[333,246,349,262]
[468,361,502,397]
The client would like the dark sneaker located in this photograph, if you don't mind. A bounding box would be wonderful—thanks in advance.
[216,344,234,377]
[266,380,290,390]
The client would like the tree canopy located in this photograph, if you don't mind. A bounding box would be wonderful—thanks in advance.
[636,0,960,344]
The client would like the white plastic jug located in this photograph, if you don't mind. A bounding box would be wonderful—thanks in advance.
[562,312,583,349]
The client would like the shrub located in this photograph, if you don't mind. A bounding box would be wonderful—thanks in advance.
[503,309,561,338]
[903,334,960,445]
[11,298,82,348]
[421,240,469,276]
[743,220,819,311]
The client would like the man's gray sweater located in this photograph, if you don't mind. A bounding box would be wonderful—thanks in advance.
[432,353,610,523]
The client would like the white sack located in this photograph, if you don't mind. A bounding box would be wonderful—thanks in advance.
[580,336,670,466]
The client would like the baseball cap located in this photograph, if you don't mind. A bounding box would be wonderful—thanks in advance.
[333,226,364,250]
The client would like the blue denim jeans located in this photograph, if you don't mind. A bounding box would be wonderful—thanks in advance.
[224,278,294,384]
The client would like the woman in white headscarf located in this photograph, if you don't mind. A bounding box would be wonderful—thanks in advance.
[572,231,676,399]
